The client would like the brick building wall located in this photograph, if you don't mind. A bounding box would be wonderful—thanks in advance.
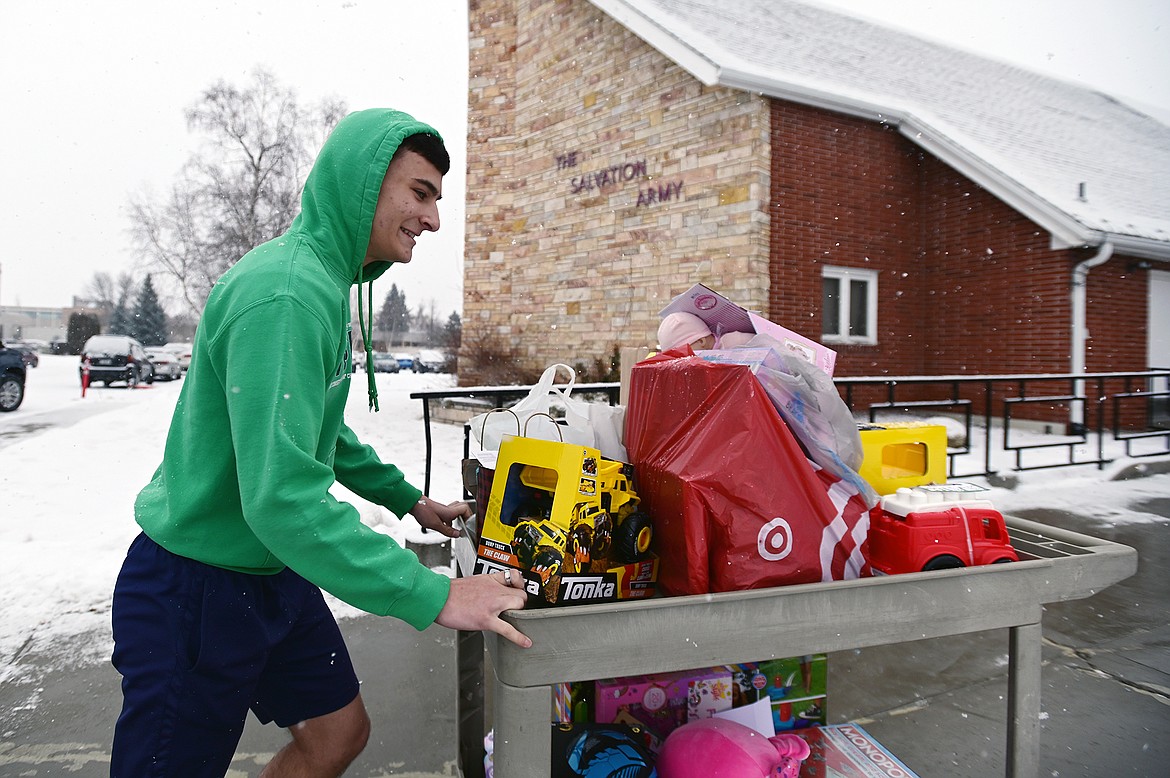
[464,0,771,384]
[916,154,1073,375]
[768,98,1151,426]
[1083,256,1149,372]
[916,151,1149,430]
[768,99,1150,379]
[1082,252,1152,429]
[770,103,924,376]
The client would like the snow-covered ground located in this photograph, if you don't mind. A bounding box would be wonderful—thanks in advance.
[0,355,468,680]
[2,354,1168,683]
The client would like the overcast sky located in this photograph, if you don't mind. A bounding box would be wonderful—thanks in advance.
[2,0,1167,318]
[0,0,472,317]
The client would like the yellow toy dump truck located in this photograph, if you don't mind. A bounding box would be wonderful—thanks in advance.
[474,435,657,606]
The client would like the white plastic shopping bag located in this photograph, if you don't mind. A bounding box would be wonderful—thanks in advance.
[564,400,627,463]
[470,363,629,461]
[470,364,592,452]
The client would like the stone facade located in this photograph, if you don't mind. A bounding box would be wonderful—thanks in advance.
[464,0,771,383]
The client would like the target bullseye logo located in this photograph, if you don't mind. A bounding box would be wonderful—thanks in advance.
[758,517,794,561]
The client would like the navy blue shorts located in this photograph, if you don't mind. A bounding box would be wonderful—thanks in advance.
[111,533,361,777]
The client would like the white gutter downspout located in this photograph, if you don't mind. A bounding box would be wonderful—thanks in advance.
[1070,242,1114,431]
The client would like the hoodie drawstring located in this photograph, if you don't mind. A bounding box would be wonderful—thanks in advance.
[356,263,380,412]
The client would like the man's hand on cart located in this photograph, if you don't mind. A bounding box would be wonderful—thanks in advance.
[437,568,532,648]
[411,497,471,538]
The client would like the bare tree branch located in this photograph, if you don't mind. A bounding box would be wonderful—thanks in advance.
[127,68,345,316]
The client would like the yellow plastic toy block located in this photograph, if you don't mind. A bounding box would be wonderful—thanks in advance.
[858,423,948,495]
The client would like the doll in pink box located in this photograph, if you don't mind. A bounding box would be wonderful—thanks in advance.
[657,311,757,353]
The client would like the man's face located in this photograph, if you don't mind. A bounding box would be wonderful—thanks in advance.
[364,149,442,266]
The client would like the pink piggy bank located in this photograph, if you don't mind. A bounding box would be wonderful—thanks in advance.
[656,718,811,778]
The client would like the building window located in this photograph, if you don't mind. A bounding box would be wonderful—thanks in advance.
[822,266,877,345]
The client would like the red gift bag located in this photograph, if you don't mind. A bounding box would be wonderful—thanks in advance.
[626,353,871,596]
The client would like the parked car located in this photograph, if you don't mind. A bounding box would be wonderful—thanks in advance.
[412,348,449,373]
[17,346,39,368]
[5,342,40,368]
[369,352,401,373]
[0,341,27,412]
[80,334,154,387]
[145,347,183,381]
[392,352,415,371]
[163,342,194,372]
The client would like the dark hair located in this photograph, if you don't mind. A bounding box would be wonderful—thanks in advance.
[397,132,450,175]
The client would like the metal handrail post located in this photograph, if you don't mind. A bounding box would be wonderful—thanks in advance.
[984,378,994,476]
[420,396,433,495]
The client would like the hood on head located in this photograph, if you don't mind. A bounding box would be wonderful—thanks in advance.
[292,108,443,412]
[292,107,443,287]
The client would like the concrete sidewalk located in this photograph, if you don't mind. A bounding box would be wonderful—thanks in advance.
[0,615,462,777]
[830,497,1170,777]
[2,501,1166,776]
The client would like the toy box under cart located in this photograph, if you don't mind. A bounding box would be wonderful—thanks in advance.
[450,515,1135,778]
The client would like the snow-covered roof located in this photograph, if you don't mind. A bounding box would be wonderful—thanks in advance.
[590,0,1170,259]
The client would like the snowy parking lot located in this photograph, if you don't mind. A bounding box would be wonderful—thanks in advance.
[0,355,468,680]
[2,354,1169,684]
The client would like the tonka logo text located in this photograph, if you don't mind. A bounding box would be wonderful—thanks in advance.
[560,576,617,602]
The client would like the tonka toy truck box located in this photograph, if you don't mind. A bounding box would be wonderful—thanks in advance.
[858,423,948,495]
[473,434,658,606]
[594,667,735,752]
[659,283,837,377]
[726,654,829,732]
[794,722,921,777]
[868,483,1020,575]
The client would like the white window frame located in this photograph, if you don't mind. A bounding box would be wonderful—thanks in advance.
[821,266,878,345]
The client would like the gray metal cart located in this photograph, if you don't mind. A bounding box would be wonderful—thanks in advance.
[453,517,1136,777]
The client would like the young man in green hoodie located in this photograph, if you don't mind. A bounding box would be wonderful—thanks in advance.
[110,108,529,777]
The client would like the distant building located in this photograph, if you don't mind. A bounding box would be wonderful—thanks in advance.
[2,306,66,345]
[1,297,109,348]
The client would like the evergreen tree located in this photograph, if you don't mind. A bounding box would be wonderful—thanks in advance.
[66,312,101,354]
[442,311,462,351]
[108,289,133,336]
[377,284,411,347]
[131,275,169,345]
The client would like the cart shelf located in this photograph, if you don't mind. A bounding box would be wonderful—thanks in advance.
[453,516,1136,777]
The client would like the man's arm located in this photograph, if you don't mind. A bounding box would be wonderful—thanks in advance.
[214,299,447,626]
[334,424,474,537]
[331,423,531,646]
[333,423,422,518]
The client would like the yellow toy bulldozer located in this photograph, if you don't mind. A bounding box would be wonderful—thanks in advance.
[475,436,658,605]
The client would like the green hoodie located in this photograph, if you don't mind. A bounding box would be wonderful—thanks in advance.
[133,109,450,629]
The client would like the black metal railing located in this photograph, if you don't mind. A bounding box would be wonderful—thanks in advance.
[411,370,1170,492]
[835,371,1170,478]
